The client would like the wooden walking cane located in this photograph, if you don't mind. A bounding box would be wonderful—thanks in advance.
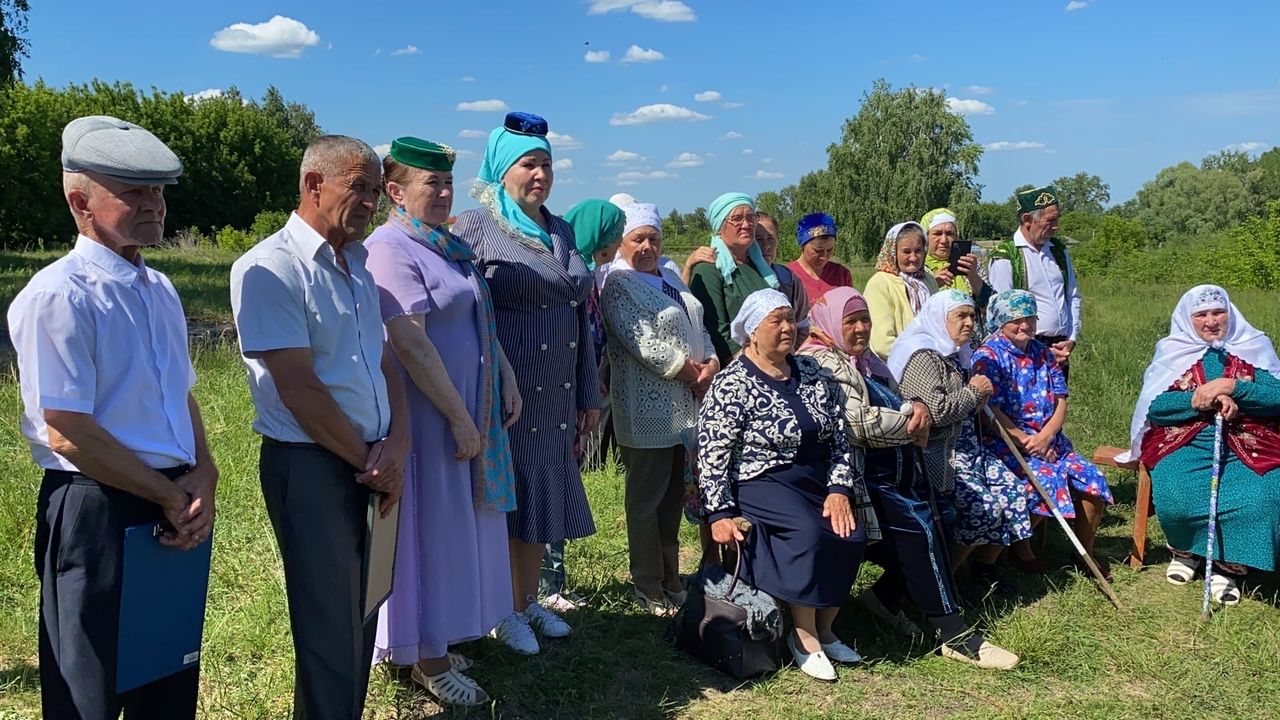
[982,407,1124,610]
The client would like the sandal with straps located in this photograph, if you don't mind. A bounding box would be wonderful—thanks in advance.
[448,652,473,672]
[412,666,490,707]
[1208,574,1242,606]
[1166,556,1197,586]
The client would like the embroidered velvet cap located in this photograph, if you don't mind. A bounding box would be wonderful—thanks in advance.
[1016,185,1060,215]
[503,112,548,137]
[61,115,182,185]
[388,136,456,172]
[796,212,837,246]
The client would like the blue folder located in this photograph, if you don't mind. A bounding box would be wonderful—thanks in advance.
[116,523,213,693]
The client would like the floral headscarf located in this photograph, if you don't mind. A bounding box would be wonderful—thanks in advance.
[986,289,1038,334]
[876,221,932,313]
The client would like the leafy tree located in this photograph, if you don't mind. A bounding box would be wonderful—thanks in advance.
[1052,172,1110,214]
[822,80,983,259]
[1256,147,1280,208]
[957,202,1014,242]
[0,0,29,85]
[1134,161,1253,240]
[1070,214,1144,276]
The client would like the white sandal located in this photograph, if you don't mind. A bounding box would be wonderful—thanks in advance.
[412,666,490,707]
[1208,574,1242,606]
[1166,556,1197,585]
[448,652,473,672]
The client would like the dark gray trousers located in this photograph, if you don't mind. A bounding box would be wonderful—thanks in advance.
[260,439,376,720]
[36,467,199,720]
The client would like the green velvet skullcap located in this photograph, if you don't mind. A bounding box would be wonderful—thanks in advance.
[1016,185,1060,215]
[388,136,456,172]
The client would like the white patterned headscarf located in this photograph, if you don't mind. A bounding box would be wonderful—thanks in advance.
[731,288,792,346]
[1121,284,1280,461]
[887,289,976,380]
[621,202,662,237]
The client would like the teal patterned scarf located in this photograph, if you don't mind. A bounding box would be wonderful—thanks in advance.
[388,207,516,513]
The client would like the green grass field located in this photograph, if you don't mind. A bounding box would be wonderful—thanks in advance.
[1,249,1278,719]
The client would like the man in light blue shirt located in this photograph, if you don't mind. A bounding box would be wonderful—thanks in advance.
[230,134,409,720]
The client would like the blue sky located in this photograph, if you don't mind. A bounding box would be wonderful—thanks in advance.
[23,1,1280,218]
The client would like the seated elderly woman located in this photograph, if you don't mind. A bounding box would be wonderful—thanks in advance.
[687,193,781,366]
[888,291,1036,584]
[864,221,939,360]
[973,290,1114,578]
[698,289,871,681]
[1125,284,1280,605]
[797,287,1019,671]
[601,202,719,616]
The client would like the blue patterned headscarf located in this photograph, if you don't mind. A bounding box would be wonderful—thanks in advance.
[986,289,1038,334]
[474,120,554,249]
[707,192,779,288]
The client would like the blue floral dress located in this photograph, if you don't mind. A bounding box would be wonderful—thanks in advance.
[951,418,1035,544]
[972,334,1113,518]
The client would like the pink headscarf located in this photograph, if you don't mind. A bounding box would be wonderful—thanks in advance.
[799,286,893,380]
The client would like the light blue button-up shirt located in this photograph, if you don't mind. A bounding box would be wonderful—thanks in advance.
[7,235,197,471]
[230,212,390,443]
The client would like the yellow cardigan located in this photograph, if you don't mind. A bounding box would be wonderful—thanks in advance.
[864,271,938,360]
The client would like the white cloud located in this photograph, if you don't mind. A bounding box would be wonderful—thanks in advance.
[1015,99,1030,107]
[742,148,755,155]
[185,88,224,102]
[584,50,610,63]
[587,0,696,23]
[460,76,476,82]
[621,45,666,63]
[909,54,926,62]
[455,149,478,158]
[553,158,574,171]
[458,129,488,139]
[945,97,996,116]
[762,158,773,164]
[1065,1,1088,11]
[747,170,784,180]
[721,131,743,140]
[546,131,584,150]
[985,140,1046,151]
[667,152,704,168]
[616,170,679,183]
[392,45,420,56]
[965,85,995,95]
[456,99,509,112]
[373,143,391,158]
[694,90,721,102]
[722,101,746,109]
[605,150,646,165]
[209,15,320,58]
[609,103,711,126]
[1223,142,1271,154]
[659,84,670,93]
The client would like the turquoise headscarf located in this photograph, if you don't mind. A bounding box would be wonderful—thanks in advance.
[707,192,779,288]
[475,125,554,249]
[564,199,626,270]
[986,289,1038,334]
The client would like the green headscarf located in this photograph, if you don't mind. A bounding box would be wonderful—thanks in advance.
[707,192,778,288]
[564,199,626,270]
[474,125,554,249]
[920,207,971,294]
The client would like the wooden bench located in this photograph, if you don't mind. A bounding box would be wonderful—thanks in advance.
[1092,446,1154,569]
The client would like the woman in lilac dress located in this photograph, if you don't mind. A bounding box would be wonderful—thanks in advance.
[365,137,521,707]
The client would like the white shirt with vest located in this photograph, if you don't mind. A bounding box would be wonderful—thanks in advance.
[987,229,1083,341]
[230,212,391,444]
[7,235,197,471]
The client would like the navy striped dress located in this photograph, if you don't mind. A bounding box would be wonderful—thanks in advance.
[453,207,602,544]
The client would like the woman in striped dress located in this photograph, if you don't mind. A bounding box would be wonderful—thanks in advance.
[453,112,603,655]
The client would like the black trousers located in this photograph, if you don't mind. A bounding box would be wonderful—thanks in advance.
[260,438,377,720]
[36,466,199,720]
[862,447,960,618]
[1036,333,1071,384]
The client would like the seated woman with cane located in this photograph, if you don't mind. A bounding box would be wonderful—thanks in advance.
[1125,285,1280,606]
[698,289,874,681]
[973,290,1114,578]
[796,287,1020,670]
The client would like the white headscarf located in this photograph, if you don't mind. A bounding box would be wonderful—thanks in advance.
[1121,284,1280,461]
[730,288,792,346]
[621,202,662,238]
[887,289,976,380]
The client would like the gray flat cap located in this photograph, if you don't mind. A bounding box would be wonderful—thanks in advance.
[61,115,183,185]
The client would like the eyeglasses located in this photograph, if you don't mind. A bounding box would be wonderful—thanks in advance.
[725,212,758,226]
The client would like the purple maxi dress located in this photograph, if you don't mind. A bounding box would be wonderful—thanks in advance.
[365,223,513,664]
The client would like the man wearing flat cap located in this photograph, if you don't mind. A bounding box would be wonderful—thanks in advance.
[231,135,410,719]
[988,185,1083,378]
[8,115,218,718]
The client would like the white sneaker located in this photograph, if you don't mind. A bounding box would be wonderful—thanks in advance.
[820,639,863,664]
[543,592,585,613]
[788,633,837,682]
[523,602,572,638]
[490,612,540,655]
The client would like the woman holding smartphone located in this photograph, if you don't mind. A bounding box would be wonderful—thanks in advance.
[921,208,989,304]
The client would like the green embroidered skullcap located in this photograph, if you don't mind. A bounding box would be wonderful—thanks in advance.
[1016,185,1060,215]
[388,136,456,172]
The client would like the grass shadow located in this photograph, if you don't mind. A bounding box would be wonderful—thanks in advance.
[0,661,39,694]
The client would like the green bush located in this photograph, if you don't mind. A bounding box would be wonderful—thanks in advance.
[214,225,256,253]
[250,209,291,240]
[1071,215,1145,277]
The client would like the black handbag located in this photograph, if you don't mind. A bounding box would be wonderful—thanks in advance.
[670,535,784,679]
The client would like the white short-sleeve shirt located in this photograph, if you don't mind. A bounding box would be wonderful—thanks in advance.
[7,236,197,471]
[230,212,390,443]
[987,229,1083,340]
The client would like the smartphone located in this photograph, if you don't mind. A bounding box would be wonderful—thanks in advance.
[947,239,973,275]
